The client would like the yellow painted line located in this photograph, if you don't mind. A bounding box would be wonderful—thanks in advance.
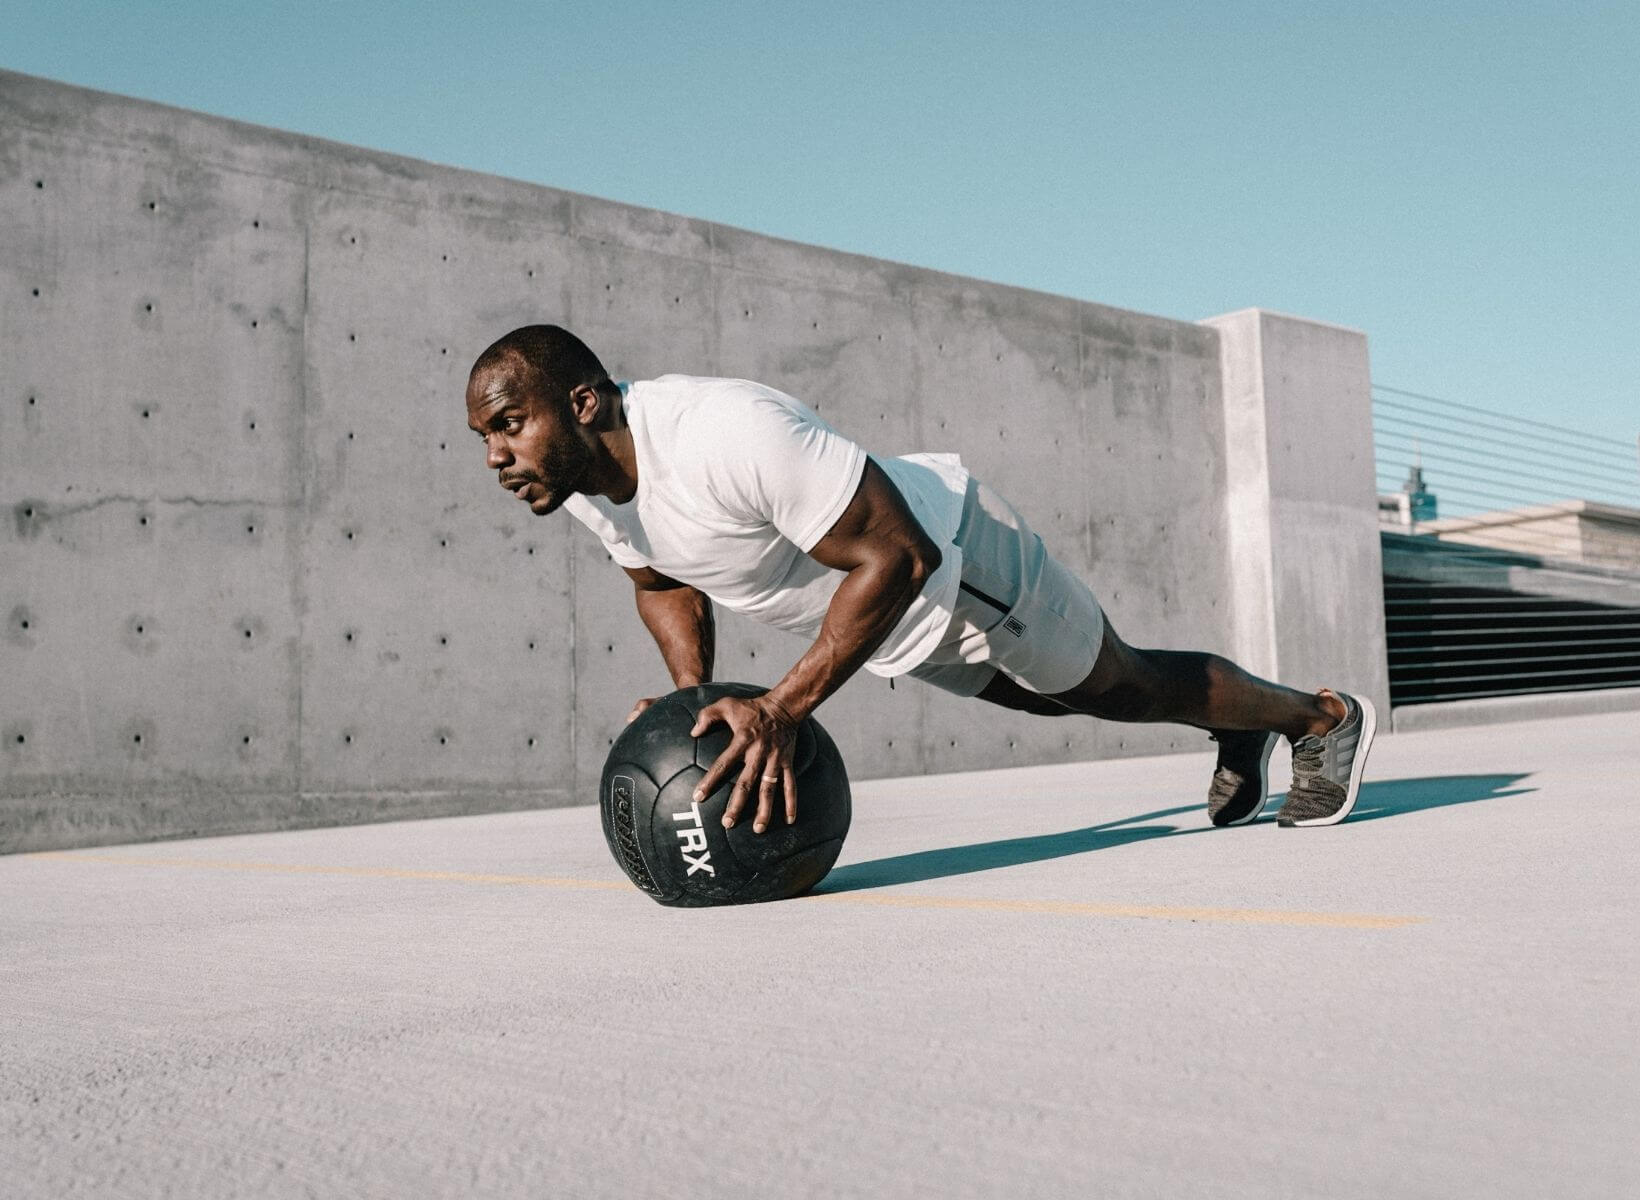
[29,851,1425,928]
[808,891,1426,929]
[29,851,628,891]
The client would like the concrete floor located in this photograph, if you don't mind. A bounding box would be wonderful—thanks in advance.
[4,710,1636,1199]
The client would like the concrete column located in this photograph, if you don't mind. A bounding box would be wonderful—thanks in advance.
[1202,309,1391,714]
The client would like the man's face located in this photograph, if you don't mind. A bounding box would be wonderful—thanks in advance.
[465,364,599,516]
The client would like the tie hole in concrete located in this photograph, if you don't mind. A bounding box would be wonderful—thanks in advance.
[125,718,159,757]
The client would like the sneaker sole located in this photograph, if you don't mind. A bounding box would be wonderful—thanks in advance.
[1284,695,1377,827]
[1219,731,1280,826]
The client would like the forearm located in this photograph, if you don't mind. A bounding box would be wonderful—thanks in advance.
[635,585,715,688]
[767,552,933,722]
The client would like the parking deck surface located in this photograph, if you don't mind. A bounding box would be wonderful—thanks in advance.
[5,709,1636,1198]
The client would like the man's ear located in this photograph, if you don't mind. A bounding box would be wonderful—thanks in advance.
[568,383,602,426]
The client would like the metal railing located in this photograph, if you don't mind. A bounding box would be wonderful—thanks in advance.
[1371,385,1640,706]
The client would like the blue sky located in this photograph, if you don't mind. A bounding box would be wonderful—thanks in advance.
[8,1,1639,442]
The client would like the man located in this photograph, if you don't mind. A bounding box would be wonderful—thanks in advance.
[465,325,1375,839]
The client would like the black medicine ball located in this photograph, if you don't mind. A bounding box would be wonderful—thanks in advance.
[600,682,851,907]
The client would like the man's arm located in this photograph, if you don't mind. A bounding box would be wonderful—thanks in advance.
[690,458,941,831]
[765,457,941,723]
[625,565,715,689]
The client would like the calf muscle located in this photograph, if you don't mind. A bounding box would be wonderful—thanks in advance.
[1040,621,1333,740]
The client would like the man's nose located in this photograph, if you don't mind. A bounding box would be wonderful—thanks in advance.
[485,439,512,471]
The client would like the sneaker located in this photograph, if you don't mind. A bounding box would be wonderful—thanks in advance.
[1276,691,1378,827]
[1206,729,1280,826]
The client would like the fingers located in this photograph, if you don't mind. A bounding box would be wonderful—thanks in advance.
[691,725,740,807]
[684,697,797,834]
[752,768,779,835]
[726,755,763,832]
[689,701,747,806]
[688,700,725,739]
[705,746,792,834]
[625,697,656,724]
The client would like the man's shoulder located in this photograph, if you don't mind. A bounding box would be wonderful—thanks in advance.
[634,374,785,405]
[633,375,816,445]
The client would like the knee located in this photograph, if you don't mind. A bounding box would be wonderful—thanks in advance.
[1012,689,1075,717]
[975,671,1077,717]
[1053,644,1171,722]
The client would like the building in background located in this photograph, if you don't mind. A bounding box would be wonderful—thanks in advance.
[1416,500,1640,572]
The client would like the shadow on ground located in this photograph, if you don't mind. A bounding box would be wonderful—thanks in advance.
[815,773,1534,894]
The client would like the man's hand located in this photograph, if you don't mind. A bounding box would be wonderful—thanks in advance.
[626,697,658,724]
[689,694,801,834]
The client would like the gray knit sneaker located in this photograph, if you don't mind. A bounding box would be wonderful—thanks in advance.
[1276,692,1378,827]
[1206,730,1280,826]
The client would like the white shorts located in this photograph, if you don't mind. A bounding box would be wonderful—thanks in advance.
[906,475,1105,698]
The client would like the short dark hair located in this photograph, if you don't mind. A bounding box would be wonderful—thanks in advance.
[470,325,613,407]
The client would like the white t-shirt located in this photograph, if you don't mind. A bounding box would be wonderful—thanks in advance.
[562,375,968,677]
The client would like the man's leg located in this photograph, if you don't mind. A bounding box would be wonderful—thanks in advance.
[970,620,1351,827]
[1042,617,1345,741]
[934,470,1373,824]
[972,670,1078,717]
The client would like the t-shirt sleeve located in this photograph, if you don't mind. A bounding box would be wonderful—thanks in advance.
[561,494,650,567]
[602,540,649,569]
[689,391,867,552]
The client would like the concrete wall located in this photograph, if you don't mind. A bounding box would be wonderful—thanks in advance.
[0,71,1389,852]
[1205,310,1391,710]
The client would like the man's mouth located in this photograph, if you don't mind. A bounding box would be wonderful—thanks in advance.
[500,476,553,510]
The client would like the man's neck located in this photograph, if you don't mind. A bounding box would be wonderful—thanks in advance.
[601,424,639,504]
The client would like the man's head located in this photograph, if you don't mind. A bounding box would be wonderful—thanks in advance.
[465,325,625,515]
